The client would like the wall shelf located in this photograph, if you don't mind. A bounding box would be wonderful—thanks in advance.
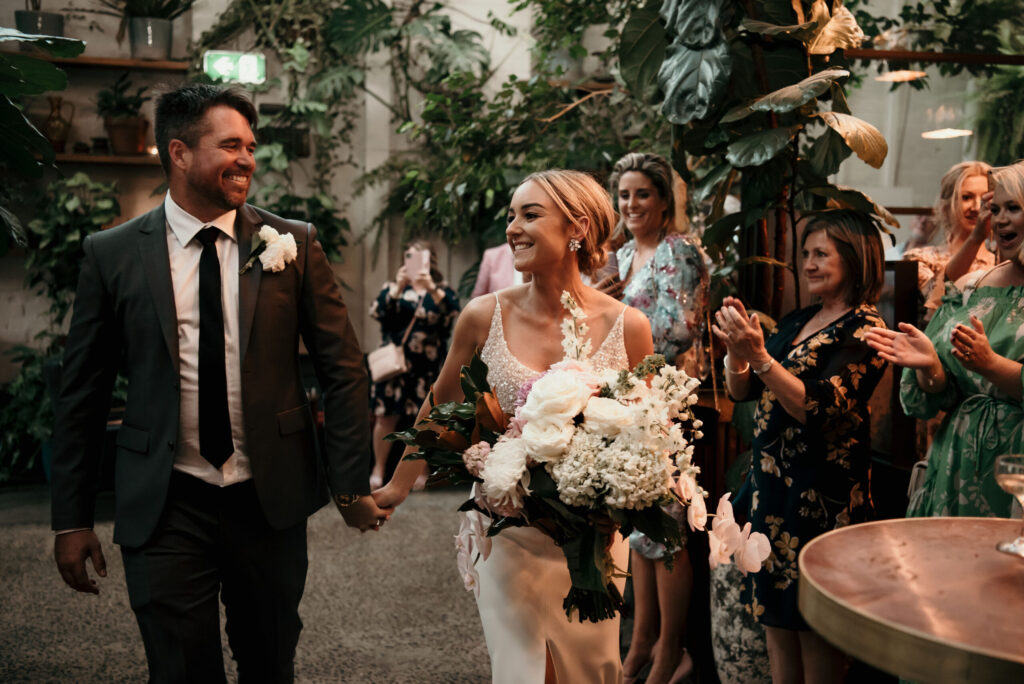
[56,153,161,166]
[1,51,189,72]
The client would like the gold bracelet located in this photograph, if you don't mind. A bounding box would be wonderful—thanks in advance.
[724,354,750,375]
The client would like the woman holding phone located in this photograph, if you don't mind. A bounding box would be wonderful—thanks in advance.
[600,152,708,684]
[368,240,460,488]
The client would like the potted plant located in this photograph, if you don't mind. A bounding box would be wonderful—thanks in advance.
[70,1,195,60]
[96,72,150,154]
[14,1,65,40]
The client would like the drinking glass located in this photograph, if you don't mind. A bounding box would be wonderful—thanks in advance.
[995,454,1024,557]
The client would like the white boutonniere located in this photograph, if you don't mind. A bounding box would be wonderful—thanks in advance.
[239,225,301,274]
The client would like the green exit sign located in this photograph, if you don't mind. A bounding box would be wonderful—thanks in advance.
[203,50,266,85]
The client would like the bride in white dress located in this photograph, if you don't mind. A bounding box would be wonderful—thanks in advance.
[374,169,655,683]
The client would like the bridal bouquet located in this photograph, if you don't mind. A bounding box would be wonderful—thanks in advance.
[391,293,768,622]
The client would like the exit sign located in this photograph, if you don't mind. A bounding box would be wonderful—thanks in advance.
[203,51,266,85]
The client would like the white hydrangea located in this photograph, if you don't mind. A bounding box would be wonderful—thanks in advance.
[480,437,530,509]
[548,431,604,507]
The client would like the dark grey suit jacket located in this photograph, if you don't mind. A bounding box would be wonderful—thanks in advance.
[51,203,370,547]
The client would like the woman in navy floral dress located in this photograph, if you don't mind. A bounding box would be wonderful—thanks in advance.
[369,240,460,488]
[601,152,708,684]
[713,210,888,682]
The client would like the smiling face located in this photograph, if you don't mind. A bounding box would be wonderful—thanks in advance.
[172,105,255,220]
[506,180,576,273]
[617,171,668,239]
[989,185,1024,262]
[802,230,847,304]
[955,174,988,237]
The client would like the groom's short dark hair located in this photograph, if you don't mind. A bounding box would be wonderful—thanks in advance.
[155,84,258,174]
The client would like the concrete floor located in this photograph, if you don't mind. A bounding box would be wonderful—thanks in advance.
[0,485,491,683]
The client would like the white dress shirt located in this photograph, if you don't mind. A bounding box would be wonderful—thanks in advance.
[164,193,251,486]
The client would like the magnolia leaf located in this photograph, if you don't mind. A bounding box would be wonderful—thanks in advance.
[806,185,899,229]
[739,17,820,42]
[828,81,851,115]
[720,69,848,124]
[807,127,852,177]
[816,111,887,169]
[807,0,865,55]
[659,40,731,126]
[0,54,68,96]
[660,0,724,48]
[619,2,666,102]
[725,126,800,168]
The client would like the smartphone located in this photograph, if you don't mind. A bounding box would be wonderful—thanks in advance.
[404,248,430,276]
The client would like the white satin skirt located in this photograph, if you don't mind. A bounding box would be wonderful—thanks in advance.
[466,511,628,684]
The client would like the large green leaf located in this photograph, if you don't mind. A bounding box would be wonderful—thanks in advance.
[660,0,725,48]
[816,111,887,169]
[325,0,397,55]
[807,127,852,177]
[805,185,899,229]
[0,53,68,96]
[720,69,848,123]
[619,1,666,102]
[692,161,732,204]
[0,96,54,177]
[0,28,85,59]
[725,125,800,167]
[658,40,731,126]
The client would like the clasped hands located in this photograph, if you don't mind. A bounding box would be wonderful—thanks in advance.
[339,496,394,534]
[711,296,772,369]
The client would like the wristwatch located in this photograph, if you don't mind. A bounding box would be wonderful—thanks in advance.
[333,493,361,508]
[751,358,774,375]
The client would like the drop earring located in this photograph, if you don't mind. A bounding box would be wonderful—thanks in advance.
[568,238,581,252]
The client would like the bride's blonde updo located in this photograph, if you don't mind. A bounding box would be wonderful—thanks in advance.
[519,169,615,275]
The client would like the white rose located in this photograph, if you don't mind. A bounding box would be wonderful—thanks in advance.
[518,370,595,427]
[520,420,576,462]
[481,438,529,506]
[582,396,633,436]
[257,226,298,272]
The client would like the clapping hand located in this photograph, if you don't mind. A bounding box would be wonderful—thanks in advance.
[951,315,995,373]
[711,296,767,364]
[863,323,939,369]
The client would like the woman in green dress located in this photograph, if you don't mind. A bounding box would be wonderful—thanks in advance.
[865,162,1024,518]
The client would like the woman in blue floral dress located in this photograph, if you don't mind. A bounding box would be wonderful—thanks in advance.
[602,152,708,684]
[369,240,460,488]
[714,210,888,683]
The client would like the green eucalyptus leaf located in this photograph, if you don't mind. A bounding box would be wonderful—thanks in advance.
[619,1,666,103]
[807,127,852,177]
[720,69,848,124]
[805,185,899,229]
[0,28,85,59]
[725,126,800,168]
[658,40,731,126]
[660,0,725,48]
[816,111,887,169]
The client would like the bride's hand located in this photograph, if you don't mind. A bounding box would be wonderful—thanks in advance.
[372,480,409,510]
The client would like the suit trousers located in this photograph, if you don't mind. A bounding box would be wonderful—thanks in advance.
[121,471,308,684]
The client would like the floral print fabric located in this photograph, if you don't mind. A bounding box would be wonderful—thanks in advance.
[740,304,887,629]
[617,233,709,361]
[369,282,460,416]
[901,272,1023,518]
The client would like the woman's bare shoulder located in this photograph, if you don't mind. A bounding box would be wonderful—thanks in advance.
[454,293,498,340]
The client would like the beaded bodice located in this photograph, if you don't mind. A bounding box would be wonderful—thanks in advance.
[480,293,630,413]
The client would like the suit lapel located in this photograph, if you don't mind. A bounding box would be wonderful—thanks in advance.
[236,204,262,362]
[137,206,180,374]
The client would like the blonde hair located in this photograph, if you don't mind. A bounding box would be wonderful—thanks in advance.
[518,169,615,275]
[988,161,1024,262]
[607,152,690,242]
[935,160,991,243]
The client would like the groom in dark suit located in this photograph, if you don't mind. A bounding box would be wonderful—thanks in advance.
[51,84,390,682]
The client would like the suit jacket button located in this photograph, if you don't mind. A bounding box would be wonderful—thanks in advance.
[167,441,174,450]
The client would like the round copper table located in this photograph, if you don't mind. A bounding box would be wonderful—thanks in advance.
[798,517,1024,682]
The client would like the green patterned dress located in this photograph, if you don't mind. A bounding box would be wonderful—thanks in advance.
[902,271,1023,518]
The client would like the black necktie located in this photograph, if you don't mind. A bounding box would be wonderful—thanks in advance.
[196,227,233,468]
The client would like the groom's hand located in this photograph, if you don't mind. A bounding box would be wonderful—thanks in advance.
[55,530,107,594]
[340,497,393,533]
